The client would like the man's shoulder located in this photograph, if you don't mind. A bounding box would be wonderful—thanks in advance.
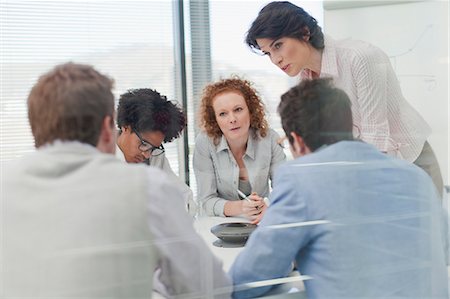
[289,141,375,161]
[279,141,389,175]
[100,156,174,198]
[286,141,430,184]
[2,158,26,180]
[315,140,382,159]
[107,156,169,182]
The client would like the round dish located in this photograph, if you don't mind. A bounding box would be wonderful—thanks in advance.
[210,222,257,243]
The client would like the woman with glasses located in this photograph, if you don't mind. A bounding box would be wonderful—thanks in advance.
[117,88,196,214]
[193,77,286,223]
[117,88,184,166]
[245,1,443,196]
[120,127,166,165]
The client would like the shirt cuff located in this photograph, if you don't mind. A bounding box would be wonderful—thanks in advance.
[213,199,227,217]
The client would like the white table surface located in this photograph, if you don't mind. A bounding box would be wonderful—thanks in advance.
[193,216,306,298]
[156,214,450,298]
[193,216,249,271]
[152,217,248,299]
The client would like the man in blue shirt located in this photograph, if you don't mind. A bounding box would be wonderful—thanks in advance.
[230,78,448,298]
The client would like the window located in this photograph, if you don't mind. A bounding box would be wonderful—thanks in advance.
[0,0,181,174]
[186,1,323,196]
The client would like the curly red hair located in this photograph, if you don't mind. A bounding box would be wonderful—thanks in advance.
[199,77,268,144]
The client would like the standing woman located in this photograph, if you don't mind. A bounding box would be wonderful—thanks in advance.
[193,77,286,223]
[245,1,443,195]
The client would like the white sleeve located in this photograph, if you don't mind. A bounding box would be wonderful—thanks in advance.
[353,46,397,153]
[146,168,231,298]
[154,154,196,216]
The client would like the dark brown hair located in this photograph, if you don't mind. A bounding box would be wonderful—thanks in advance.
[278,78,353,151]
[246,1,324,53]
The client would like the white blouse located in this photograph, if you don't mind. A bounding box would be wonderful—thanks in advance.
[301,36,431,162]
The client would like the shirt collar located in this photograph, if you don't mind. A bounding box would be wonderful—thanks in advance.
[216,135,229,153]
[215,129,257,160]
[40,140,99,154]
[299,35,338,80]
[320,35,339,78]
[314,144,328,153]
[246,132,256,160]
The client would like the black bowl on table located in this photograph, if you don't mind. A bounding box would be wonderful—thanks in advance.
[210,222,257,247]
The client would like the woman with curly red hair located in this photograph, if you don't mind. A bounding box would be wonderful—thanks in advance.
[193,77,286,223]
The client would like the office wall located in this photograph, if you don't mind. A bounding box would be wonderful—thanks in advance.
[324,0,449,184]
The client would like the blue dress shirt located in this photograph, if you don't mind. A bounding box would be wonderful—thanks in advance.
[230,141,448,299]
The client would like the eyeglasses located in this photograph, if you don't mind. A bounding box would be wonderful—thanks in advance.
[132,128,165,156]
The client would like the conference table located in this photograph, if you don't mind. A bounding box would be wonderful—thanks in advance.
[193,216,307,298]
[194,216,450,297]
[193,216,252,271]
[154,213,450,298]
[153,216,306,299]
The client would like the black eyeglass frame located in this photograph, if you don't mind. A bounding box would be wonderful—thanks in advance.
[132,128,165,156]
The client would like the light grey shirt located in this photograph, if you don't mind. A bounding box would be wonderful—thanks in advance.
[147,153,196,216]
[146,167,231,298]
[193,129,286,216]
[3,141,230,298]
[117,148,196,216]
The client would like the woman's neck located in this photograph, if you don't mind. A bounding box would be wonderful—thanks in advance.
[306,47,323,78]
[227,135,248,159]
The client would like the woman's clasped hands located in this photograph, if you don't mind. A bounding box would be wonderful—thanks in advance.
[242,192,267,224]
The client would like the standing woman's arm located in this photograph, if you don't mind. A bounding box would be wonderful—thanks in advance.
[353,45,398,154]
